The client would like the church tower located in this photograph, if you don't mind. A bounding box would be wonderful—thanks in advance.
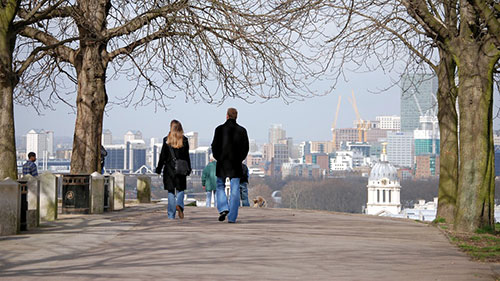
[366,143,401,215]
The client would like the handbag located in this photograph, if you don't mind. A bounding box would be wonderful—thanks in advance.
[168,145,190,176]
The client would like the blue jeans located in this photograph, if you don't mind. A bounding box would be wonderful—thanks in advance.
[216,177,240,222]
[240,182,250,207]
[167,190,184,219]
[206,190,216,207]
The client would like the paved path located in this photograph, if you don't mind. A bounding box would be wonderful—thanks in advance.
[0,204,498,280]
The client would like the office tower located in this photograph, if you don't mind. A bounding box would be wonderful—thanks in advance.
[102,129,113,145]
[124,130,143,143]
[375,116,401,130]
[400,74,438,131]
[268,124,286,144]
[333,128,359,150]
[104,139,147,172]
[414,115,440,156]
[387,131,414,168]
[26,129,50,160]
[185,131,199,150]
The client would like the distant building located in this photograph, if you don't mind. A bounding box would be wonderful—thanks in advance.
[246,152,263,167]
[329,150,365,171]
[400,74,438,132]
[185,131,199,150]
[189,146,211,176]
[304,153,329,170]
[26,129,53,160]
[249,139,259,153]
[375,115,401,130]
[414,115,440,156]
[282,162,322,179]
[333,128,359,150]
[365,128,389,144]
[104,140,147,172]
[269,124,286,145]
[309,141,334,154]
[346,142,371,157]
[366,149,401,216]
[102,129,113,145]
[415,155,440,179]
[387,131,414,168]
[124,130,143,143]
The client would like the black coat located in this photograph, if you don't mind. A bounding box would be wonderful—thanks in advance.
[156,136,191,192]
[211,119,249,178]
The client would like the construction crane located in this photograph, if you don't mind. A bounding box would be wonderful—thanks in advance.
[347,90,370,142]
[331,95,342,149]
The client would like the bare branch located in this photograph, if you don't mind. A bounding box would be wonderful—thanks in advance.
[19,26,76,64]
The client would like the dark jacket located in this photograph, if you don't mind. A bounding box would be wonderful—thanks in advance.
[156,136,191,192]
[211,119,249,178]
[241,163,249,184]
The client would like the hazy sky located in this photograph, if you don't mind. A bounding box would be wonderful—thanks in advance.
[14,69,500,145]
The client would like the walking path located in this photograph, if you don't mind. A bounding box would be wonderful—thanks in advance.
[0,204,498,280]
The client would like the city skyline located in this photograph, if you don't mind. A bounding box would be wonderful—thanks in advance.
[14,70,403,144]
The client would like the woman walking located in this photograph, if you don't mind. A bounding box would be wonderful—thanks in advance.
[156,120,191,219]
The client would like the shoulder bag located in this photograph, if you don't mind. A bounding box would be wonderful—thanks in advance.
[168,145,190,176]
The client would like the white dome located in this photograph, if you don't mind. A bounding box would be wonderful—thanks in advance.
[369,161,398,181]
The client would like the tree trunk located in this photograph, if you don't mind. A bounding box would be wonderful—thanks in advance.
[70,0,109,174]
[0,76,17,180]
[436,49,458,223]
[0,2,19,180]
[454,43,498,232]
[70,45,108,174]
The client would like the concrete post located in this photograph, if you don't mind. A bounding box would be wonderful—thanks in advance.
[0,178,20,236]
[112,172,125,210]
[136,176,151,203]
[104,174,115,211]
[23,175,40,229]
[90,172,105,214]
[39,172,58,221]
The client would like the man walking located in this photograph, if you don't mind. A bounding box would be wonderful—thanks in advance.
[22,152,39,176]
[211,108,249,223]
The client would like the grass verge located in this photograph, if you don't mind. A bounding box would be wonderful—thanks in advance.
[435,222,500,263]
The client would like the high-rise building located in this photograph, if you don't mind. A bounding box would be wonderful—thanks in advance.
[26,129,53,160]
[365,128,388,143]
[269,124,286,144]
[189,146,211,176]
[249,139,258,153]
[375,116,401,130]
[124,130,143,143]
[333,128,359,150]
[185,131,199,150]
[102,129,113,145]
[414,115,440,156]
[387,131,414,168]
[400,74,438,131]
[104,139,147,172]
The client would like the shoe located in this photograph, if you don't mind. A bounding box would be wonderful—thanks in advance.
[176,205,184,219]
[228,221,236,223]
[218,210,229,222]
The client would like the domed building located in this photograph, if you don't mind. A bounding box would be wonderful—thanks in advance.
[366,145,401,216]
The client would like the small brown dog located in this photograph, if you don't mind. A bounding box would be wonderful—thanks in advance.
[253,196,267,208]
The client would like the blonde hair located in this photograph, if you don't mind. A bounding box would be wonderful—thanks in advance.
[166,120,184,149]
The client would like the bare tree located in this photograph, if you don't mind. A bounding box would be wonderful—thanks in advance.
[0,0,71,180]
[18,0,329,174]
[322,0,499,232]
